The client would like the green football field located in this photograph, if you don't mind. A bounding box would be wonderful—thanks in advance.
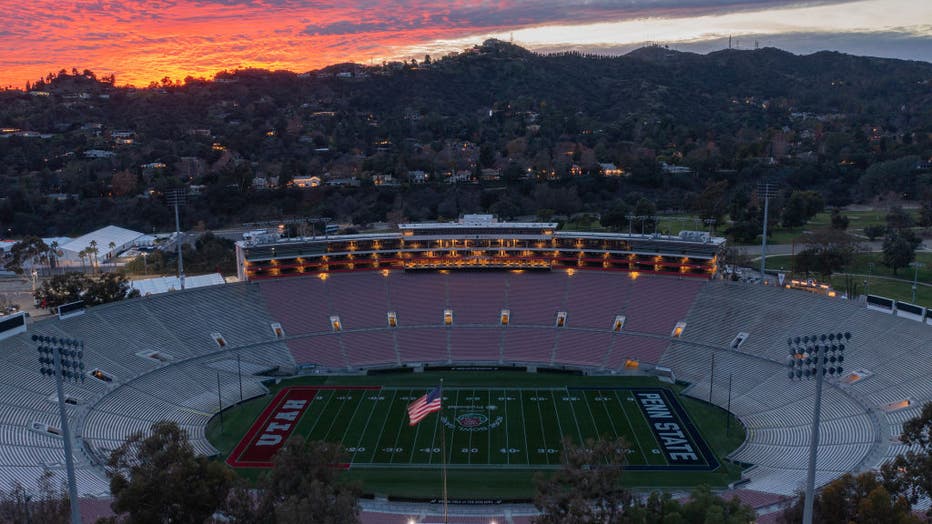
[210,373,744,498]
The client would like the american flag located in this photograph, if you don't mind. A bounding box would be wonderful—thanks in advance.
[407,386,442,426]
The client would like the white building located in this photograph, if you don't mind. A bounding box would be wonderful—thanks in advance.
[58,226,144,263]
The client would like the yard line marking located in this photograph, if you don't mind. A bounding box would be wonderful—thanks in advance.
[388,389,412,463]
[305,390,335,438]
[417,399,441,465]
[486,389,492,466]
[533,389,553,465]
[612,389,649,465]
[337,390,368,444]
[407,396,424,464]
[518,389,530,464]
[350,390,381,463]
[561,387,584,444]
[467,388,475,465]
[591,389,620,438]
[366,390,397,463]
[320,390,357,441]
[447,389,462,465]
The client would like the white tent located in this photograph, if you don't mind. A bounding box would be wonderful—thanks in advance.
[59,226,144,263]
[130,273,226,296]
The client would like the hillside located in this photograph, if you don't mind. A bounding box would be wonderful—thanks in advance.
[0,40,930,236]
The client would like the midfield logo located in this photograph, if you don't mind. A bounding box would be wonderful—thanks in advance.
[440,411,504,432]
[456,413,488,428]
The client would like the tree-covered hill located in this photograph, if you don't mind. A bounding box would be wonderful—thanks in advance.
[0,40,929,237]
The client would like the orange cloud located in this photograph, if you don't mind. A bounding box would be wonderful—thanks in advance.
[0,0,924,88]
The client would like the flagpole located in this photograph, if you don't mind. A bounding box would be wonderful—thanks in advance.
[440,378,448,524]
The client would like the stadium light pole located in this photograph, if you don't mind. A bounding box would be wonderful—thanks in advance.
[864,262,874,297]
[786,332,851,524]
[909,262,924,304]
[33,334,84,524]
[758,182,778,282]
[166,188,186,290]
[236,354,243,402]
[216,371,224,433]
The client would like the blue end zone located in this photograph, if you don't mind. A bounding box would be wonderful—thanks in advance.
[567,387,719,471]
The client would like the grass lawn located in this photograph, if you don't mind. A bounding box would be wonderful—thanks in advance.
[764,252,932,306]
[734,208,922,246]
[206,372,746,498]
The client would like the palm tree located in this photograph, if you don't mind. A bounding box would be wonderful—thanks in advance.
[88,240,99,274]
[78,249,88,274]
[108,241,117,271]
[48,241,59,275]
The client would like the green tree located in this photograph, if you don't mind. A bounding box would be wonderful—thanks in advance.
[84,272,140,306]
[678,485,755,524]
[0,471,69,523]
[919,199,932,228]
[779,472,920,524]
[533,436,631,524]
[632,198,657,234]
[600,202,629,231]
[793,229,861,278]
[830,208,849,230]
[882,231,918,275]
[230,437,360,524]
[863,224,886,241]
[886,205,915,231]
[183,233,236,274]
[692,180,729,227]
[4,236,49,275]
[781,190,824,228]
[34,273,138,309]
[881,401,932,518]
[33,273,88,309]
[107,421,234,524]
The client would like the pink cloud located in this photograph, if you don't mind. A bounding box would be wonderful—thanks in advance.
[0,0,873,88]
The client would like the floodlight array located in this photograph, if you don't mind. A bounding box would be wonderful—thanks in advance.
[32,335,85,383]
[786,332,850,380]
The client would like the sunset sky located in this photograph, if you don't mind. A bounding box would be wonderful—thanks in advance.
[2,0,930,89]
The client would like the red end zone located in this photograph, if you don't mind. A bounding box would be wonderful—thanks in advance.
[226,385,380,468]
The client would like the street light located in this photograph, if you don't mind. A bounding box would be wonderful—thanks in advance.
[33,334,84,524]
[786,332,851,524]
[909,262,925,304]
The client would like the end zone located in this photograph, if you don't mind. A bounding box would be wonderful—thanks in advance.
[226,385,380,468]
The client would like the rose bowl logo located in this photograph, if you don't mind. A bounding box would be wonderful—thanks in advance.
[456,413,488,428]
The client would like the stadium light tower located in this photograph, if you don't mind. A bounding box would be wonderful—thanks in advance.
[758,182,778,282]
[909,262,925,303]
[786,332,851,524]
[166,188,187,290]
[33,334,84,524]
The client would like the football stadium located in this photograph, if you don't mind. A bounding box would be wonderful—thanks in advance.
[1,215,930,522]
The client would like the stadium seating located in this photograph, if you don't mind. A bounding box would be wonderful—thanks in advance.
[448,327,503,361]
[505,272,567,325]
[395,328,449,363]
[603,334,670,369]
[341,330,399,367]
[551,330,613,367]
[446,272,508,325]
[623,277,703,335]
[0,270,928,508]
[328,272,390,328]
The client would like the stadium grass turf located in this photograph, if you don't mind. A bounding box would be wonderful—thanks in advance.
[207,372,746,498]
